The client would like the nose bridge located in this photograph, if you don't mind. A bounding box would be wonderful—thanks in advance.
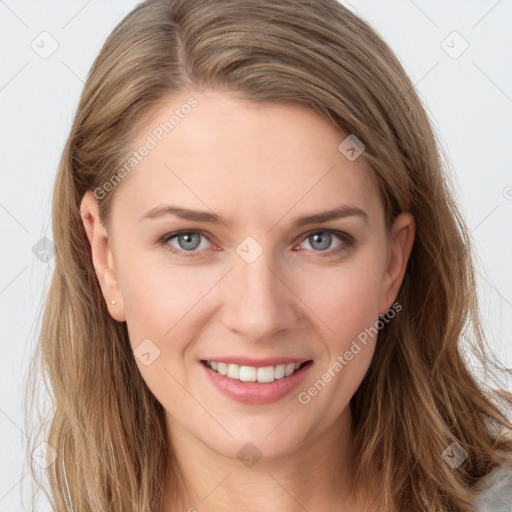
[221,246,297,340]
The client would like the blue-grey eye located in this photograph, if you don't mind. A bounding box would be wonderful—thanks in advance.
[302,231,341,251]
[170,232,206,251]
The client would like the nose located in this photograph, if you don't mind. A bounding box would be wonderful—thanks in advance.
[220,252,300,342]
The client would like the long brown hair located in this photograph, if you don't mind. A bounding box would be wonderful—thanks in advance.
[23,0,512,510]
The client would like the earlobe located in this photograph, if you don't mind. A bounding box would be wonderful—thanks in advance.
[80,190,126,322]
[378,212,416,316]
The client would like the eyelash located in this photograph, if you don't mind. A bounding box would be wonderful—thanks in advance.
[157,229,355,259]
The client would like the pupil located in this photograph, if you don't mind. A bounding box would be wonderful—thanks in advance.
[179,233,200,250]
[311,232,330,250]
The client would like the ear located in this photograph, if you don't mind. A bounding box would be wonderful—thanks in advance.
[377,212,416,316]
[80,190,126,322]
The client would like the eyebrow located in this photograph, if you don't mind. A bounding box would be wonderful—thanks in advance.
[140,203,369,227]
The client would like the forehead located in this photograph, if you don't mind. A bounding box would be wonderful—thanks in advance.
[112,89,382,229]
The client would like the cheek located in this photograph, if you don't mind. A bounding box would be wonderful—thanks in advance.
[295,260,384,423]
[303,253,386,346]
[116,248,221,344]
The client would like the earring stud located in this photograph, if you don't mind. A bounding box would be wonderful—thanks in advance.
[111,300,117,305]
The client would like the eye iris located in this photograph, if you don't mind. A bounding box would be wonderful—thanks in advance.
[178,232,201,250]
[310,232,331,251]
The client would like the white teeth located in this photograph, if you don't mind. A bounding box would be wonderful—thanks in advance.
[257,366,275,383]
[206,360,306,382]
[274,364,285,379]
[227,364,239,379]
[285,363,296,377]
[239,366,257,382]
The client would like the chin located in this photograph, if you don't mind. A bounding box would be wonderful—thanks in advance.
[198,414,311,462]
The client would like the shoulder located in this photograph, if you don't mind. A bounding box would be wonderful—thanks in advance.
[472,458,512,512]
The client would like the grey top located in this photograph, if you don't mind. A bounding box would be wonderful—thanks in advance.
[473,462,512,512]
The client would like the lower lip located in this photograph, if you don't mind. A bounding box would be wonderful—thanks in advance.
[200,360,313,405]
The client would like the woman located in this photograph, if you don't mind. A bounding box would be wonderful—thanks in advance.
[24,0,512,510]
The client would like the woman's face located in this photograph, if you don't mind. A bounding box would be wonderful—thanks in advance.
[82,88,415,461]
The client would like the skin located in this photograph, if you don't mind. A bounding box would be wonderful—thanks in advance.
[81,88,415,511]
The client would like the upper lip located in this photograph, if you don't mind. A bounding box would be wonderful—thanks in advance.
[201,357,312,367]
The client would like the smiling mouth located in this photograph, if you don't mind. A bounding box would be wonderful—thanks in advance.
[201,360,313,383]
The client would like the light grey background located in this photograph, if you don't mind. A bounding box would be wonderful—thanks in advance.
[1,1,511,510]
